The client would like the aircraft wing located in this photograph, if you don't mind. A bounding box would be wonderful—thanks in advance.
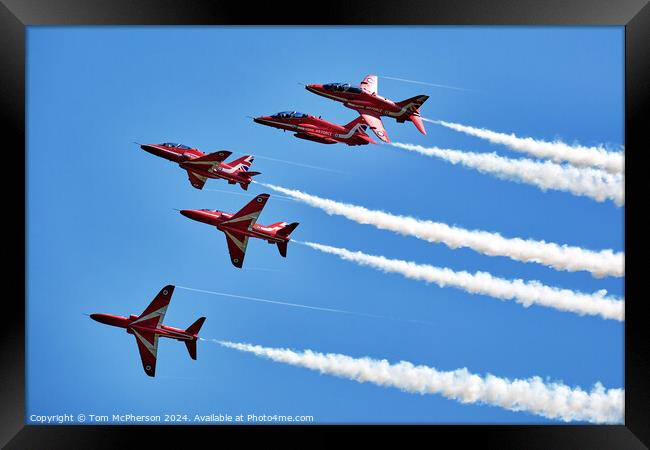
[360,112,390,143]
[223,229,249,268]
[185,151,232,165]
[130,285,174,329]
[186,170,208,190]
[221,193,269,231]
[132,328,158,377]
[360,75,378,95]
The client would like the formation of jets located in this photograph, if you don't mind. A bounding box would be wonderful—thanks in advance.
[306,75,429,143]
[93,74,428,376]
[254,74,429,144]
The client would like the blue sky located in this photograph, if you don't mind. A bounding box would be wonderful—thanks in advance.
[27,26,623,424]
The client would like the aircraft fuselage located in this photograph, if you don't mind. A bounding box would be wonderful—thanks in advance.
[139,143,252,187]
[90,313,194,341]
[179,209,289,243]
[305,85,413,120]
[253,115,374,146]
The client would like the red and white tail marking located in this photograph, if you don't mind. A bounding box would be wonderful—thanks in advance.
[223,155,254,174]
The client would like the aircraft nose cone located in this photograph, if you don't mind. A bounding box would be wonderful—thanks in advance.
[253,116,267,124]
[180,209,218,225]
[90,313,108,324]
[179,209,205,222]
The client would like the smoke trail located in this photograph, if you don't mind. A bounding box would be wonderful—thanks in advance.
[258,182,624,278]
[389,142,624,206]
[216,340,624,424]
[300,242,623,321]
[244,153,346,175]
[428,119,624,174]
[380,75,472,92]
[175,286,435,326]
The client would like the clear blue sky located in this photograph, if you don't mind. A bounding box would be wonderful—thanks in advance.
[27,26,623,424]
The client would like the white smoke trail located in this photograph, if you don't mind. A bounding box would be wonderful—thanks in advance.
[428,119,624,174]
[301,242,623,321]
[217,340,624,424]
[175,286,435,326]
[258,182,624,278]
[379,75,472,92]
[245,153,346,175]
[389,142,624,206]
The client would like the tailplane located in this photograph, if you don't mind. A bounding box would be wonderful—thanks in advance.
[276,222,299,238]
[396,94,429,111]
[275,222,299,257]
[410,115,426,135]
[343,116,368,133]
[239,171,262,190]
[396,95,429,135]
[184,317,206,360]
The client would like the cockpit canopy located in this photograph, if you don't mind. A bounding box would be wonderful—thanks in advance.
[272,111,309,119]
[161,142,192,149]
[323,83,362,94]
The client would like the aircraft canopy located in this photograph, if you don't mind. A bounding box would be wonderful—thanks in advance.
[323,83,362,94]
[162,142,192,149]
[272,111,308,119]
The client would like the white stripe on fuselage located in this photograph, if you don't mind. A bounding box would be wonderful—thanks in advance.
[348,100,422,118]
[257,119,362,140]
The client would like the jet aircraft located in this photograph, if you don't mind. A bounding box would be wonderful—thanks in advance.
[90,285,205,377]
[305,74,429,143]
[253,111,376,146]
[139,142,260,190]
[180,193,299,268]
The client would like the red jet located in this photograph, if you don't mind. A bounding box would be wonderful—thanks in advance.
[139,142,260,190]
[253,111,376,146]
[90,285,205,377]
[180,193,299,268]
[306,74,429,143]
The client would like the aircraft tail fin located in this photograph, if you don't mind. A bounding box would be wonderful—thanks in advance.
[343,116,368,133]
[238,171,261,190]
[396,94,429,112]
[225,155,255,172]
[184,317,206,360]
[186,317,205,336]
[276,222,299,238]
[396,95,429,134]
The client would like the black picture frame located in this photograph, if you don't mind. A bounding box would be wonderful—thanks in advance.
[2,1,647,447]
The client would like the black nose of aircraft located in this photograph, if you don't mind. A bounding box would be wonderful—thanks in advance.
[89,313,107,324]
